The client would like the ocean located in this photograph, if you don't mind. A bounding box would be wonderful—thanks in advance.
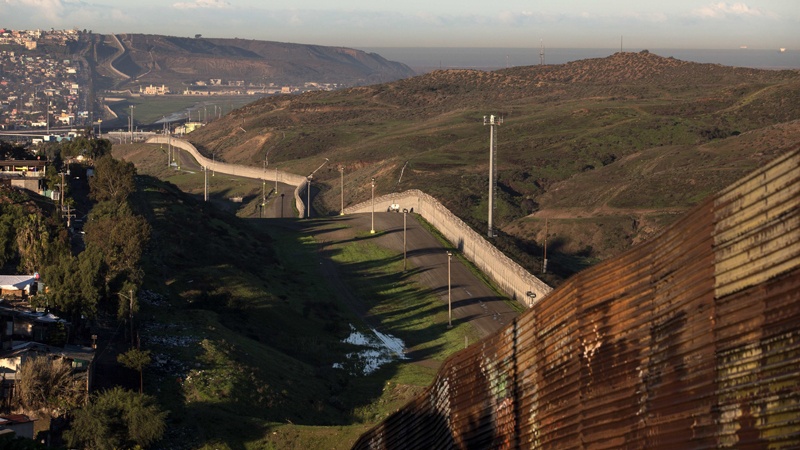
[358,47,799,74]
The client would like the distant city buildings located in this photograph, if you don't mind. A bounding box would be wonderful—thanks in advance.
[0,27,347,132]
[0,28,87,131]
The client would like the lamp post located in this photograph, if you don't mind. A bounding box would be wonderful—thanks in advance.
[403,211,408,272]
[484,114,502,238]
[280,193,285,218]
[370,177,376,234]
[339,166,345,215]
[447,251,453,328]
[307,175,313,218]
[129,105,135,142]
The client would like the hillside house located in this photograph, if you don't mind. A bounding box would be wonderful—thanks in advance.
[0,414,35,439]
[0,276,36,299]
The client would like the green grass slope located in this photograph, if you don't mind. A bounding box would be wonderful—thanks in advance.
[115,144,478,449]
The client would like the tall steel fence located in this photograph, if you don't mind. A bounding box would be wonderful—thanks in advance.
[353,148,800,449]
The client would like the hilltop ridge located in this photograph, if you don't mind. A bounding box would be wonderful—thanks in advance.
[178,50,800,281]
[86,33,416,90]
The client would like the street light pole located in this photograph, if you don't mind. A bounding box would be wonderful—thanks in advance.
[307,175,313,218]
[129,105,135,142]
[447,251,453,328]
[403,211,408,272]
[339,166,345,215]
[370,177,376,234]
[484,114,502,238]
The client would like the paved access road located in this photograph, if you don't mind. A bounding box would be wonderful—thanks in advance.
[159,141,519,338]
[302,211,520,339]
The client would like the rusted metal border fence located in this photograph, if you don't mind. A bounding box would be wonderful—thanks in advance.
[353,148,799,449]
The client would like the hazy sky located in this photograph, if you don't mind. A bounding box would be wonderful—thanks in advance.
[2,0,797,49]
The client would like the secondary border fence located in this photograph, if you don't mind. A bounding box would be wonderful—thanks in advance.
[343,190,552,306]
[145,136,552,306]
[146,136,310,217]
[352,149,800,449]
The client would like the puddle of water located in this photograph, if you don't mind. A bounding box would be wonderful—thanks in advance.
[333,325,407,375]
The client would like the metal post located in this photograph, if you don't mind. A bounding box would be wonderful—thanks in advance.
[340,166,345,215]
[129,105,135,142]
[370,177,376,234]
[484,115,502,238]
[447,251,453,328]
[403,211,408,272]
[307,176,312,218]
[280,193,284,218]
[488,121,494,237]
[543,218,548,273]
[204,166,208,202]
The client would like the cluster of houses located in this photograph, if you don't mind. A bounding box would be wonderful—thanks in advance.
[0,28,80,50]
[0,30,89,131]
[0,275,94,440]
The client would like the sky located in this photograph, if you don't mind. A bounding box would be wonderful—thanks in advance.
[1,0,797,50]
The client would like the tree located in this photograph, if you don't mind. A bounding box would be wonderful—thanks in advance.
[16,214,49,274]
[89,156,136,205]
[117,348,151,394]
[0,204,23,269]
[84,204,150,289]
[15,356,87,417]
[42,246,105,322]
[64,387,167,450]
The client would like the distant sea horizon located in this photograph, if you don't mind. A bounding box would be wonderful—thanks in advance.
[357,47,799,74]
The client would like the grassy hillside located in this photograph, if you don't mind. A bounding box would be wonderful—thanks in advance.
[183,50,800,282]
[115,144,479,449]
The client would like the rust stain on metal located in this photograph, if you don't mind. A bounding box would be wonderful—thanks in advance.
[353,149,800,450]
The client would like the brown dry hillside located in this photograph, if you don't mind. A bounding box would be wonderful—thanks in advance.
[184,50,800,283]
[86,33,416,90]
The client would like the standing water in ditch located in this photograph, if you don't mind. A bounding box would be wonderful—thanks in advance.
[333,325,408,375]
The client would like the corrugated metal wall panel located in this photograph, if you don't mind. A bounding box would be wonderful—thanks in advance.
[352,149,800,449]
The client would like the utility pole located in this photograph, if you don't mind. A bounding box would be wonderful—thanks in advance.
[403,211,408,272]
[60,170,65,213]
[204,165,208,202]
[129,105,135,142]
[484,114,502,238]
[306,175,313,218]
[447,251,453,328]
[339,166,345,215]
[543,218,548,273]
[370,177,376,234]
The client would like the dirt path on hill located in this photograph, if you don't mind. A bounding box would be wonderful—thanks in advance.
[530,205,688,220]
